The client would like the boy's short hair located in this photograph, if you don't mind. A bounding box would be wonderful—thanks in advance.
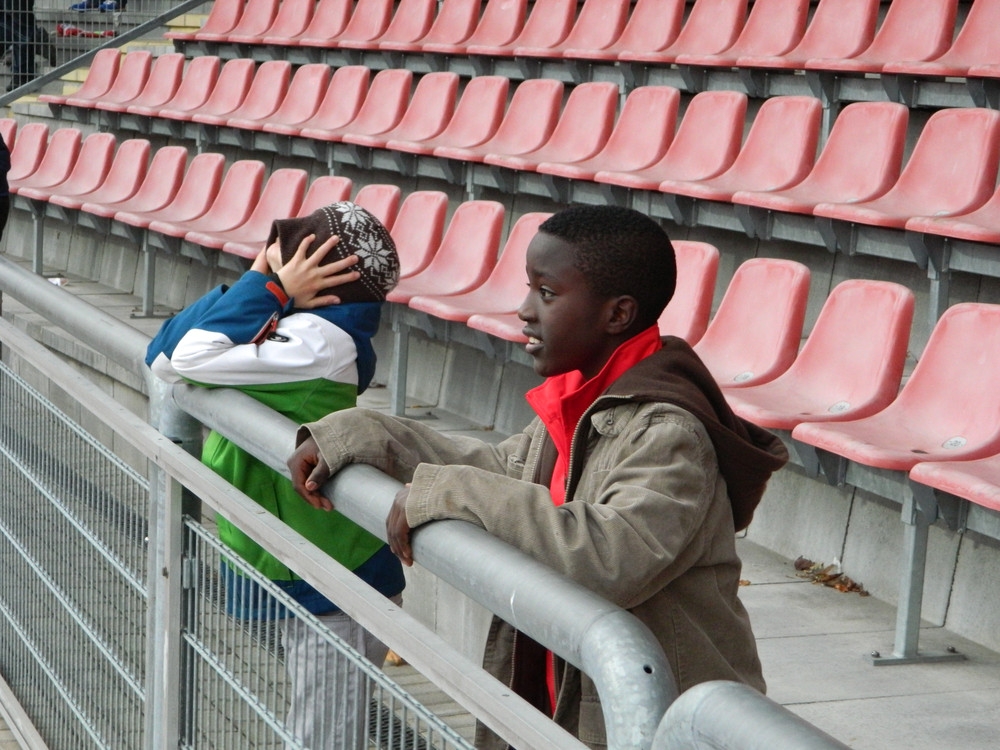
[268,202,400,304]
[539,206,676,331]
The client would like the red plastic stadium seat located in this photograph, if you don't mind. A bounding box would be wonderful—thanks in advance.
[484,81,618,172]
[0,118,15,150]
[386,75,509,156]
[49,138,151,211]
[196,60,292,128]
[566,0,685,62]
[10,128,82,194]
[693,258,810,388]
[724,279,914,430]
[658,96,822,224]
[352,183,402,229]
[905,181,1000,247]
[341,72,459,149]
[81,145,188,220]
[166,0,243,42]
[388,200,505,304]
[804,0,958,74]
[737,0,878,73]
[339,0,437,51]
[656,240,719,345]
[618,0,748,65]
[515,0,630,60]
[79,50,151,111]
[297,0,394,48]
[594,90,746,192]
[536,85,680,182]
[266,0,351,45]
[434,78,564,164]
[466,311,527,344]
[422,0,527,56]
[732,101,907,233]
[96,52,185,115]
[7,122,49,183]
[222,175,354,259]
[387,191,449,279]
[380,0,481,53]
[229,63,330,133]
[156,58,255,123]
[299,68,412,143]
[126,56,221,120]
[814,108,1000,245]
[191,168,308,255]
[408,212,550,321]
[467,0,575,58]
[676,0,809,70]
[884,0,1000,79]
[909,453,1000,513]
[39,48,120,108]
[114,152,226,230]
[263,64,370,138]
[230,0,312,44]
[17,131,115,203]
[197,0,278,43]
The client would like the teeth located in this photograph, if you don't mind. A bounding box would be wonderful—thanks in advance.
[528,337,541,345]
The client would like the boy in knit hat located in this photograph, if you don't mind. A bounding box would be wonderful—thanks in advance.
[146,201,403,750]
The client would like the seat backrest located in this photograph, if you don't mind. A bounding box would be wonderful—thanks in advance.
[470,212,551,305]
[721,0,808,57]
[0,118,15,151]
[262,0,314,39]
[433,75,509,146]
[662,0,748,57]
[417,0,481,45]
[342,68,413,134]
[776,0,878,61]
[390,200,505,300]
[881,107,1000,215]
[270,63,331,123]
[223,0,279,38]
[463,0,527,47]
[70,48,121,101]
[156,152,227,221]
[156,56,221,113]
[939,0,1000,62]
[7,122,48,182]
[797,101,907,201]
[534,81,618,161]
[718,95,821,189]
[11,127,81,190]
[657,240,720,344]
[229,60,292,120]
[656,90,747,181]
[858,0,958,62]
[192,58,256,116]
[194,160,266,229]
[129,52,185,109]
[507,0,576,49]
[786,279,913,418]
[193,0,244,36]
[99,50,152,104]
[105,145,188,213]
[890,303,1000,445]
[553,0,630,52]
[335,0,395,41]
[480,78,564,154]
[589,85,680,169]
[389,191,449,278]
[297,0,352,39]
[87,138,151,201]
[694,258,810,386]
[297,175,353,215]
[387,72,459,140]
[52,132,117,195]
[236,168,308,235]
[602,0,685,54]
[353,183,403,229]
[305,65,371,129]
[374,0,437,44]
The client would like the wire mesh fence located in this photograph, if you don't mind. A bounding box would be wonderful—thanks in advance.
[0,354,474,750]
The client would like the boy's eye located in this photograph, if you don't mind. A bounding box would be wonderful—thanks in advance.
[539,286,555,299]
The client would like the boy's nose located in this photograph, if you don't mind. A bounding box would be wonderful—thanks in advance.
[516,294,534,322]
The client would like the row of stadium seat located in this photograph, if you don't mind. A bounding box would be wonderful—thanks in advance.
[163,0,1000,109]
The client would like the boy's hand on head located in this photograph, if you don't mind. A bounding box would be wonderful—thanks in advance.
[386,485,414,566]
[287,436,334,511]
[250,244,273,275]
[277,233,361,308]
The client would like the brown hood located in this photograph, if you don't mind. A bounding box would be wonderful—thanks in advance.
[599,336,788,531]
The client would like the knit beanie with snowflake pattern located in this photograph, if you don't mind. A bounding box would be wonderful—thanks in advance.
[268,201,399,304]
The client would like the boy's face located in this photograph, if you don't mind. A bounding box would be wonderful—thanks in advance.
[518,231,624,381]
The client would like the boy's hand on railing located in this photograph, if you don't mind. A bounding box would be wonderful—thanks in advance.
[272,233,361,308]
[288,436,334,511]
[387,485,414,566]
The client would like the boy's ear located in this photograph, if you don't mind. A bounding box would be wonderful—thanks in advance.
[605,295,639,335]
